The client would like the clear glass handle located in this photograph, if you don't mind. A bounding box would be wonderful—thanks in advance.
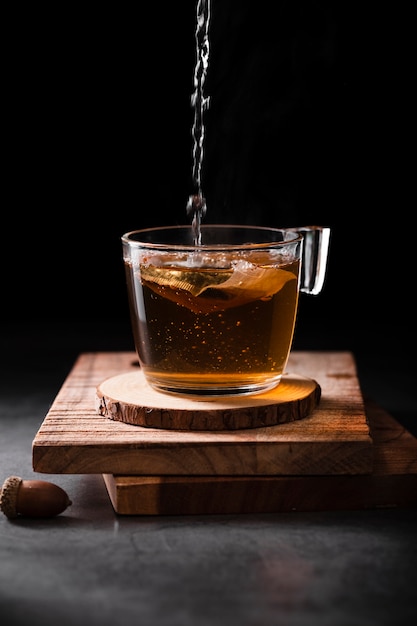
[290,226,331,295]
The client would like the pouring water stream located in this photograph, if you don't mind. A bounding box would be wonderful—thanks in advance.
[187,0,211,244]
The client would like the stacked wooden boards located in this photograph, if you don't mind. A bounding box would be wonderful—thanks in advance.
[32,351,417,514]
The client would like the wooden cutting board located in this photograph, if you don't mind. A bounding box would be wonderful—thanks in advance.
[32,351,373,476]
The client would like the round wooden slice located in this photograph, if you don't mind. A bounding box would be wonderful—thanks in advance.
[96,370,321,431]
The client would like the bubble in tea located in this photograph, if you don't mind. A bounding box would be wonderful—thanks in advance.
[124,248,300,395]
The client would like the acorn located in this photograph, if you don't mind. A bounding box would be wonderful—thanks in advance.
[0,476,72,519]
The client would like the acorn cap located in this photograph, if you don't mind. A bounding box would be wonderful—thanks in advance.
[0,475,22,518]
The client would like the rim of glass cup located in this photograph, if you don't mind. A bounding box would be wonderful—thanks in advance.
[121,224,303,251]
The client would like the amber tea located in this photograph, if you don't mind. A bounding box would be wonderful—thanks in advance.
[122,225,303,396]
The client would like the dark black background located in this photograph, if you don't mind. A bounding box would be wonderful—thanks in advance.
[2,2,414,422]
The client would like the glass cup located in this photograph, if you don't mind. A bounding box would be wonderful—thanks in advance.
[122,224,329,397]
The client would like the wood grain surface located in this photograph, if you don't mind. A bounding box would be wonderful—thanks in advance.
[32,351,373,476]
[96,370,321,430]
[103,400,417,514]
